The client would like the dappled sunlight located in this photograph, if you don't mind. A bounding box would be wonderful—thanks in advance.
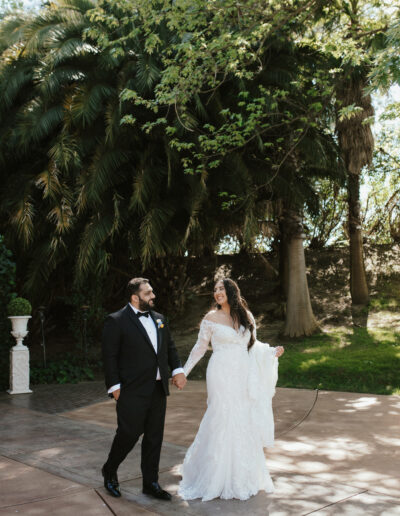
[267,455,296,468]
[368,311,400,330]
[374,435,400,447]
[302,346,324,353]
[331,393,400,414]
[299,356,329,370]
[276,436,372,462]
[297,461,330,473]
[165,386,400,503]
[265,389,400,497]
[342,396,379,410]
[300,333,354,353]
[279,442,314,453]
[365,328,400,342]
[322,438,372,460]
[36,448,65,458]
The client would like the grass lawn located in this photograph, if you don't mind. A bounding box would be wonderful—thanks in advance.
[277,327,400,395]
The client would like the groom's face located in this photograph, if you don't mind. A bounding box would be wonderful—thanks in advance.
[134,282,156,311]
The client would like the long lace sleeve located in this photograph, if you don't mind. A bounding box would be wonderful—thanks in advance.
[183,319,213,377]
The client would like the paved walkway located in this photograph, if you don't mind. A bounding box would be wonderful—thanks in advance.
[0,382,399,515]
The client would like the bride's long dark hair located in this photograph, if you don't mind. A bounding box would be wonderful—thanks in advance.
[214,278,255,350]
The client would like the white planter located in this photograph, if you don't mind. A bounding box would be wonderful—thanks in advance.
[8,315,32,394]
[8,316,31,347]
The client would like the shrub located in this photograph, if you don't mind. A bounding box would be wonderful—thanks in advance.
[7,297,32,316]
[0,236,16,389]
[30,354,97,384]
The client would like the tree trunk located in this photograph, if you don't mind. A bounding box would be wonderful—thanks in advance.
[282,210,318,337]
[278,218,289,300]
[336,74,373,306]
[348,173,369,304]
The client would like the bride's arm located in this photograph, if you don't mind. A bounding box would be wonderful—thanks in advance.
[183,319,213,377]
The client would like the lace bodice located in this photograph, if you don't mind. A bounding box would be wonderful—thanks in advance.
[183,316,275,377]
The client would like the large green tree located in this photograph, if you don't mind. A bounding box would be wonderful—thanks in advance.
[0,0,359,338]
[89,0,345,336]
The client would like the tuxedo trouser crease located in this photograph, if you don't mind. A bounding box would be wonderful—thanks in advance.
[105,381,166,485]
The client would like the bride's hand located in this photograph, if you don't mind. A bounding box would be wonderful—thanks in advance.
[275,346,284,358]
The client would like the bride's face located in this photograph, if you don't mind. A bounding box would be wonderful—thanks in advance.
[214,281,228,306]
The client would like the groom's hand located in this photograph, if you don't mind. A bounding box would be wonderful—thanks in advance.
[112,389,120,401]
[172,373,187,390]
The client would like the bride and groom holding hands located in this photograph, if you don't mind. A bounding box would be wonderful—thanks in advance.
[101,276,284,503]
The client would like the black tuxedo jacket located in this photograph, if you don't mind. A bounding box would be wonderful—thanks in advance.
[102,305,182,397]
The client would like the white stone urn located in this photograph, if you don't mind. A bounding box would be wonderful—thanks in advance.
[8,315,32,394]
[9,316,31,346]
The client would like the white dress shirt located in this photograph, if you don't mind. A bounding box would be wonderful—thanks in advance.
[107,304,184,394]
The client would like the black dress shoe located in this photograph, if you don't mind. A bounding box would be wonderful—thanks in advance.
[102,465,121,497]
[142,482,172,501]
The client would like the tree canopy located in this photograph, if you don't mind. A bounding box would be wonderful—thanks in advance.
[0,0,399,325]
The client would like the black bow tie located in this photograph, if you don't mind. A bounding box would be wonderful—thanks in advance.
[137,311,149,318]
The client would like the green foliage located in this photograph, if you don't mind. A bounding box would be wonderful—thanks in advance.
[371,13,400,89]
[0,0,396,314]
[0,235,16,389]
[362,101,400,244]
[0,0,221,301]
[61,277,107,351]
[0,235,16,307]
[30,353,96,384]
[7,296,32,315]
[304,179,347,248]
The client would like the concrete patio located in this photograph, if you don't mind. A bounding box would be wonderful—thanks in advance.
[0,381,399,515]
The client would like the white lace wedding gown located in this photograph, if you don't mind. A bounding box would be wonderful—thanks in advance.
[178,317,278,501]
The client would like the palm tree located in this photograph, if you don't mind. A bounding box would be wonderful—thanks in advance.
[0,0,210,306]
[336,70,373,306]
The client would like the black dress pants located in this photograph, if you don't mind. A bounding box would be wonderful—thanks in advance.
[104,381,166,486]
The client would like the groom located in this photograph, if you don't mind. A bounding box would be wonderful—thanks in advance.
[101,277,187,500]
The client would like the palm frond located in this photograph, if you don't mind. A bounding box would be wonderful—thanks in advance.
[48,131,82,173]
[10,194,35,246]
[140,205,174,265]
[69,82,115,127]
[35,65,85,98]
[135,53,161,93]
[75,211,113,281]
[17,99,64,147]
[47,198,74,234]
[35,165,63,199]
[78,146,130,209]
[0,59,34,112]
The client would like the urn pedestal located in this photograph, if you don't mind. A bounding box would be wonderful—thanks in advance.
[7,316,32,394]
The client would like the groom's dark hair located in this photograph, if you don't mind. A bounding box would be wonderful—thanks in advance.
[126,277,149,300]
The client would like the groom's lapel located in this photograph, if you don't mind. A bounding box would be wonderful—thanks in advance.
[150,311,162,354]
[124,305,156,355]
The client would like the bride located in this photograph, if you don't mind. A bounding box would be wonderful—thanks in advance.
[177,278,284,502]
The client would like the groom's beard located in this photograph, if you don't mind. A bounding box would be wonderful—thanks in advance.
[138,297,154,311]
